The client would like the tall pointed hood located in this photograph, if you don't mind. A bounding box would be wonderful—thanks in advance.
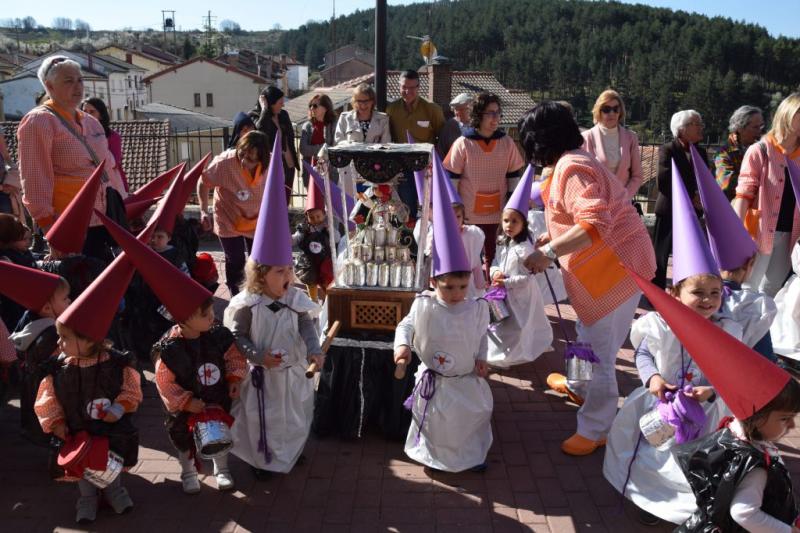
[177,153,212,211]
[98,211,212,323]
[671,160,719,283]
[125,162,185,204]
[430,149,462,205]
[505,163,534,215]
[0,262,63,313]
[530,180,544,208]
[251,132,292,266]
[627,268,791,420]
[407,131,428,205]
[303,161,356,230]
[305,179,325,212]
[45,161,105,254]
[691,145,757,271]
[431,148,470,277]
[125,195,161,221]
[786,156,800,207]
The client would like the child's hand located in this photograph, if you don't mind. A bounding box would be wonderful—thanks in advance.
[491,271,505,287]
[52,423,67,441]
[394,345,411,365]
[228,382,240,400]
[534,233,551,247]
[687,386,714,402]
[262,352,283,369]
[185,398,206,414]
[308,353,325,369]
[103,411,120,423]
[474,360,489,378]
[648,374,677,401]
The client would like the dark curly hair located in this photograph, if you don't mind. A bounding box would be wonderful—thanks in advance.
[518,101,584,167]
[496,208,530,246]
[470,92,502,129]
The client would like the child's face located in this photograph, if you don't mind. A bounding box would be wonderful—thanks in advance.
[501,209,524,239]
[42,286,71,318]
[433,275,469,305]
[57,327,94,359]
[182,306,215,335]
[149,230,170,251]
[12,229,31,252]
[453,206,465,228]
[306,208,325,227]
[262,265,294,300]
[676,276,722,319]
[755,410,797,441]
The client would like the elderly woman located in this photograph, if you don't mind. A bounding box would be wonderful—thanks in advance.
[444,92,524,274]
[582,90,643,199]
[197,131,269,296]
[521,102,656,456]
[334,83,391,196]
[250,86,298,205]
[733,93,800,297]
[715,106,765,200]
[299,94,337,188]
[651,110,709,289]
[17,55,126,260]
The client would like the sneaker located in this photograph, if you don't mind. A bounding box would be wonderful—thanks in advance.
[181,471,201,494]
[638,508,661,526]
[214,470,234,491]
[105,485,134,514]
[75,496,98,524]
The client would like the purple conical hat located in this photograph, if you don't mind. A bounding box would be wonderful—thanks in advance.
[431,149,470,276]
[429,149,462,205]
[303,161,356,230]
[407,131,428,205]
[691,145,757,271]
[530,180,544,208]
[505,163,533,215]
[787,156,800,206]
[671,160,719,283]
[251,132,292,266]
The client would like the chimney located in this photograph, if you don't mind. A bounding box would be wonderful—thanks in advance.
[125,53,132,64]
[427,56,452,109]
[87,53,93,72]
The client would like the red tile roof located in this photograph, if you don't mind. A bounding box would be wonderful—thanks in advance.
[142,57,269,84]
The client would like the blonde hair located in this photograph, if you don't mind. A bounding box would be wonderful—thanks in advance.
[55,321,111,358]
[243,260,278,294]
[351,83,376,107]
[768,92,800,145]
[591,89,626,124]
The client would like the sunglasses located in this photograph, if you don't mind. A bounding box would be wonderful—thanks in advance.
[600,105,620,114]
[355,99,372,104]
[309,103,323,109]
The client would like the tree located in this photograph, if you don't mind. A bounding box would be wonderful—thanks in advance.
[74,19,91,33]
[52,17,73,31]
[219,19,241,34]
[21,16,36,31]
[182,36,197,60]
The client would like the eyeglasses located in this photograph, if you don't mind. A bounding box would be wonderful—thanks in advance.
[482,111,503,119]
[309,103,321,109]
[600,105,620,114]
[355,99,372,104]
[687,121,704,128]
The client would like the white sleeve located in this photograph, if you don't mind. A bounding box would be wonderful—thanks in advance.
[730,468,793,533]
[394,299,419,350]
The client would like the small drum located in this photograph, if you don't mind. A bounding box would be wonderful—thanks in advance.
[386,226,399,245]
[193,419,233,459]
[486,297,511,323]
[374,246,386,263]
[366,262,379,286]
[83,450,124,489]
[566,356,593,382]
[401,262,416,288]
[639,408,675,448]
[378,263,391,287]
[374,226,387,246]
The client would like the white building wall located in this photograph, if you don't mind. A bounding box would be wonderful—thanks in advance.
[146,61,266,121]
[287,65,309,91]
[0,77,43,119]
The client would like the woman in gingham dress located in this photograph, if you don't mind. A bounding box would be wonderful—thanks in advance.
[197,131,270,296]
[17,55,125,260]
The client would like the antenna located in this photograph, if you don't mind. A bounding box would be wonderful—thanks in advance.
[162,10,177,46]
[203,10,217,51]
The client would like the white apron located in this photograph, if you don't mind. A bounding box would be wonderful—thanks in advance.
[404,296,494,472]
[527,210,567,304]
[771,242,800,360]
[603,312,742,524]
[722,286,776,349]
[487,240,553,368]
[225,288,319,473]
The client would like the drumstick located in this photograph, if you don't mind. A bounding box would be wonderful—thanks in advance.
[305,320,341,378]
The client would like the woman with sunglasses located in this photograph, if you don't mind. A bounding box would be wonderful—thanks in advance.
[299,94,338,188]
[444,92,525,276]
[582,90,643,200]
[334,84,391,196]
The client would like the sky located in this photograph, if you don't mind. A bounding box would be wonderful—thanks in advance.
[2,0,798,38]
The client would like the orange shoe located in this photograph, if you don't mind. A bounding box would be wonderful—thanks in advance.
[545,373,585,406]
[561,433,607,456]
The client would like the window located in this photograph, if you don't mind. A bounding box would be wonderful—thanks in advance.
[206,93,213,107]
[194,93,201,107]
[116,109,122,120]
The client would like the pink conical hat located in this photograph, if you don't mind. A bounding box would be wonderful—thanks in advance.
[125,162,185,204]
[431,148,470,277]
[303,161,356,230]
[45,161,105,254]
[691,145,757,271]
[0,261,63,313]
[251,132,292,266]
[177,153,212,210]
[671,160,719,283]
[125,195,161,221]
[305,179,325,212]
[627,268,791,420]
[505,163,533,215]
[150,165,186,235]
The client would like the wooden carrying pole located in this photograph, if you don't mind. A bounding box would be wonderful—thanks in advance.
[305,320,341,378]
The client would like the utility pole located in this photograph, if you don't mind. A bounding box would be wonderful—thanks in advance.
[375,0,387,111]
[204,10,216,50]
[331,0,336,85]
[162,10,176,47]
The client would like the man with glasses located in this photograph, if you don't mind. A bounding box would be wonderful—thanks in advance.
[386,70,445,220]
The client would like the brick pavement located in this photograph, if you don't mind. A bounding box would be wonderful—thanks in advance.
[2,250,799,532]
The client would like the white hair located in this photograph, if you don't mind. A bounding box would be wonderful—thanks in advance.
[37,55,82,88]
[670,109,701,139]
[728,105,763,133]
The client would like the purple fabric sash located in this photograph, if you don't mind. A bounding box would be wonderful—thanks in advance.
[484,286,507,301]
[543,270,600,364]
[403,368,437,445]
[250,366,272,464]
[656,385,707,444]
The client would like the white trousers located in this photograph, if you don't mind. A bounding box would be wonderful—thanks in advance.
[568,292,640,441]
[745,231,792,298]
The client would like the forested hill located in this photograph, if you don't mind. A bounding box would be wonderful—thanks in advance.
[279,0,800,138]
